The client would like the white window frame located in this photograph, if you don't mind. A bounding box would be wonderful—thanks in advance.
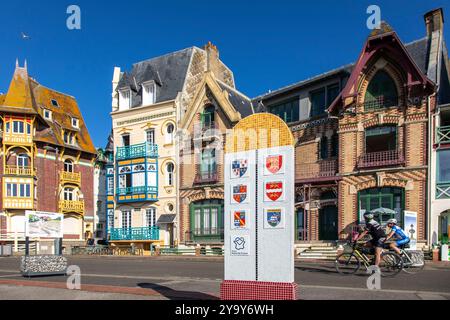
[142,81,156,106]
[63,187,75,201]
[17,154,29,168]
[71,117,79,128]
[146,129,155,145]
[121,210,132,229]
[166,162,174,186]
[119,89,131,110]
[165,123,175,145]
[145,208,157,227]
[43,109,52,120]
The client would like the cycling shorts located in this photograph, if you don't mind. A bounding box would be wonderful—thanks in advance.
[395,238,410,247]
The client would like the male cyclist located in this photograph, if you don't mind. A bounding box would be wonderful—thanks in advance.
[355,212,387,267]
[385,218,410,255]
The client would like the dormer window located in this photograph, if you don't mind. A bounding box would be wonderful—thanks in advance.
[63,131,76,145]
[43,109,52,120]
[72,117,79,128]
[142,82,155,106]
[119,89,131,110]
[51,99,59,107]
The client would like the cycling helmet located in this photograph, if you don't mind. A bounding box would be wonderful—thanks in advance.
[363,212,374,221]
[387,218,397,225]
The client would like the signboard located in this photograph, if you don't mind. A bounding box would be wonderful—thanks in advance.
[25,211,63,238]
[404,211,417,250]
[223,113,295,284]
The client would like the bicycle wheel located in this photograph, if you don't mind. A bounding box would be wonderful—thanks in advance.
[335,252,361,275]
[402,252,425,274]
[380,252,403,277]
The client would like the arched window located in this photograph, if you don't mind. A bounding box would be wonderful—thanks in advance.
[166,162,174,186]
[201,105,215,129]
[64,159,74,172]
[165,123,175,144]
[364,70,398,110]
[63,187,75,201]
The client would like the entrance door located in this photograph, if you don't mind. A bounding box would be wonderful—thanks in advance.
[319,206,338,240]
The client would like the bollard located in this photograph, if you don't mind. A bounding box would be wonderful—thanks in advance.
[432,248,440,262]
[155,245,161,256]
[195,244,201,256]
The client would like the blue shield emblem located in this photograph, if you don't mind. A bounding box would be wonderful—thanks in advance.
[232,159,248,178]
[266,209,281,227]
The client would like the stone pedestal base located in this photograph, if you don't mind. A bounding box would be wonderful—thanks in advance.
[220,280,298,300]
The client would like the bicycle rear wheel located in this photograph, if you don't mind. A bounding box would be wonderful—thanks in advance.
[380,252,403,277]
[402,252,425,274]
[335,253,360,275]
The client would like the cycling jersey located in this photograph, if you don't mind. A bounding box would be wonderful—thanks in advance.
[390,225,409,240]
[365,219,386,240]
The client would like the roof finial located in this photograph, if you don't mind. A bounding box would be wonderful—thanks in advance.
[15,58,19,68]
[24,59,28,70]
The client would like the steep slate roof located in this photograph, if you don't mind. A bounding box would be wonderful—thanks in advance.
[0,65,96,155]
[216,80,254,117]
[253,36,430,103]
[116,47,198,107]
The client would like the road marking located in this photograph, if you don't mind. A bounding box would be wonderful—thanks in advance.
[300,284,450,297]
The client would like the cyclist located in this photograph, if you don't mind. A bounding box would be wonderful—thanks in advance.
[355,212,387,267]
[385,218,410,255]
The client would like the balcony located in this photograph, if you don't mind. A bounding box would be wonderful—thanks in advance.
[116,143,158,160]
[357,150,404,169]
[437,126,450,144]
[436,183,450,199]
[193,122,221,141]
[109,226,159,241]
[59,200,84,214]
[296,160,337,182]
[3,133,33,145]
[60,171,81,186]
[3,197,33,209]
[363,95,399,112]
[4,166,35,176]
[194,171,219,184]
[116,186,158,203]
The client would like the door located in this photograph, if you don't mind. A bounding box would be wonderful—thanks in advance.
[319,205,338,240]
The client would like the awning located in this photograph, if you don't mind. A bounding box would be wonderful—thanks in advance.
[157,214,176,224]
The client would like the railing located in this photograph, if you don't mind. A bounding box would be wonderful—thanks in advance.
[436,183,450,199]
[59,200,84,214]
[116,143,158,160]
[363,95,399,111]
[194,171,219,184]
[357,150,404,168]
[297,160,337,180]
[116,185,158,196]
[4,166,35,176]
[193,122,221,140]
[3,197,33,209]
[60,171,81,185]
[109,226,159,241]
[3,133,33,145]
[437,125,450,144]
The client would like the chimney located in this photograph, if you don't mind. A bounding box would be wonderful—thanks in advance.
[204,41,219,73]
[424,8,444,37]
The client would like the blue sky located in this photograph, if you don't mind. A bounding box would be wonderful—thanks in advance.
[0,0,449,147]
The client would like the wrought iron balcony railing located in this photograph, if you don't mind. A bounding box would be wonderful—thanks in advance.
[194,171,219,184]
[357,150,404,169]
[436,183,450,199]
[4,166,35,176]
[109,226,159,241]
[59,200,85,214]
[363,95,399,111]
[116,186,158,196]
[60,171,81,186]
[437,125,450,144]
[296,160,337,181]
[116,143,158,160]
[193,122,221,140]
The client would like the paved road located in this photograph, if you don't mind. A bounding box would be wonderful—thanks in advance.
[0,256,449,300]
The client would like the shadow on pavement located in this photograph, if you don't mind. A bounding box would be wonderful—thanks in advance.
[137,282,219,300]
[295,263,367,277]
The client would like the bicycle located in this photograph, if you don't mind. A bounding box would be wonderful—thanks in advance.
[385,242,425,274]
[335,240,403,277]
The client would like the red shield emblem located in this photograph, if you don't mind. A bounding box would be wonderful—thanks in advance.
[266,155,283,174]
[233,185,247,203]
[265,181,283,201]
